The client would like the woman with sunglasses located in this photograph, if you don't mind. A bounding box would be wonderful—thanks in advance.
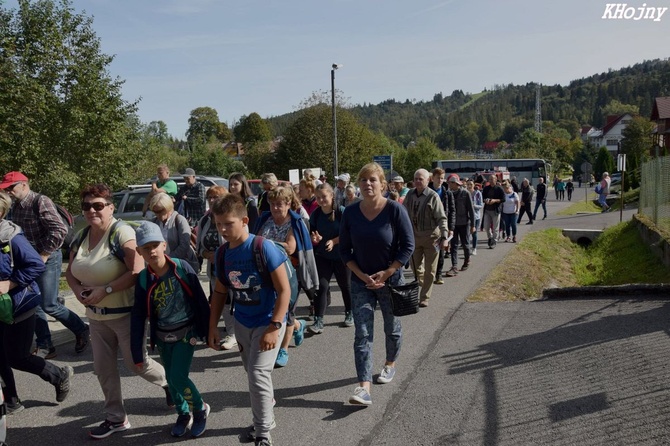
[149,192,199,272]
[66,184,170,439]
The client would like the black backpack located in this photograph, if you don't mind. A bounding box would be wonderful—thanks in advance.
[32,194,75,253]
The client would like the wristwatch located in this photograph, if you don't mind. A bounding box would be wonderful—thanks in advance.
[269,321,282,329]
[105,285,113,294]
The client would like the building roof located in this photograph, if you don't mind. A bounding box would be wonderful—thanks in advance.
[601,113,632,137]
[650,97,670,120]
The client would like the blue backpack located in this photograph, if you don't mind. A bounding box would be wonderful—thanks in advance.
[216,235,299,309]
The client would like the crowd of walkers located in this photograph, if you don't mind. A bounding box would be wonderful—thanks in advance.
[0,163,571,444]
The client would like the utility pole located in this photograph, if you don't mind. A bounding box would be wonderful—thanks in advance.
[534,84,542,133]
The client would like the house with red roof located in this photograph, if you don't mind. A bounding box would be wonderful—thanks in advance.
[583,114,634,156]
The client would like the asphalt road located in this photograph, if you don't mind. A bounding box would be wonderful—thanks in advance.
[8,195,666,446]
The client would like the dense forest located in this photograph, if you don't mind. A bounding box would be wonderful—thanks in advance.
[269,59,670,151]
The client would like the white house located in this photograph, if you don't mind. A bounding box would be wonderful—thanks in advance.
[582,114,633,156]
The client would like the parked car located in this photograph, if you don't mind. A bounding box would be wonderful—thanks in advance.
[609,172,622,194]
[73,185,153,233]
[145,175,228,190]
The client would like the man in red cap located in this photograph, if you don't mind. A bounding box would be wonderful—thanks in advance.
[0,172,89,359]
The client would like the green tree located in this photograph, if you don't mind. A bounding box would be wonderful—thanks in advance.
[189,140,245,178]
[234,113,272,144]
[274,104,383,179]
[187,107,222,146]
[594,147,615,179]
[404,137,440,176]
[621,116,654,188]
[601,99,639,117]
[0,0,144,209]
[243,141,276,178]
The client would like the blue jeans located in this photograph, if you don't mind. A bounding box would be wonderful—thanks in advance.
[472,218,480,250]
[34,250,87,349]
[502,213,517,237]
[532,200,547,220]
[351,274,403,383]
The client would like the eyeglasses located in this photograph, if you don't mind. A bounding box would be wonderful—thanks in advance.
[6,182,22,192]
[81,202,111,211]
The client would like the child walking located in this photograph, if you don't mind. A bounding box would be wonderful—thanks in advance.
[130,221,211,438]
[208,194,291,446]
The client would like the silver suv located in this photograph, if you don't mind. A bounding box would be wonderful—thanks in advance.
[73,176,228,232]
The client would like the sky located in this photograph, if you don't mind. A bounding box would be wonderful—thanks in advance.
[5,0,669,138]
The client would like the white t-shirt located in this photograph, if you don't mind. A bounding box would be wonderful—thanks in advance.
[502,192,519,214]
[70,219,136,321]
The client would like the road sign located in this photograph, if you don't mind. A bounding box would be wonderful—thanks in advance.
[580,161,592,175]
[373,155,393,170]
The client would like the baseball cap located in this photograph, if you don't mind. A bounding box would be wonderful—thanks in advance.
[0,171,29,189]
[391,176,404,183]
[135,221,165,247]
[336,173,350,182]
[446,174,461,185]
[182,168,196,177]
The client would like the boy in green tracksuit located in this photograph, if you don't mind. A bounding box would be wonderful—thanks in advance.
[130,221,211,438]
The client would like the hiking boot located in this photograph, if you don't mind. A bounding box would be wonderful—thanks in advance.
[512,236,517,243]
[343,311,354,327]
[255,437,273,446]
[293,319,306,346]
[377,365,396,384]
[461,262,469,271]
[56,365,74,403]
[526,221,533,225]
[275,348,288,368]
[171,413,193,437]
[220,334,237,350]
[33,346,56,359]
[191,403,210,437]
[89,419,131,439]
[247,418,277,440]
[445,267,458,277]
[5,397,24,415]
[434,277,444,285]
[349,386,372,406]
[308,317,324,335]
[75,325,90,353]
[163,385,175,407]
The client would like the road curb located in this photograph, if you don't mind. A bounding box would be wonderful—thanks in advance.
[542,283,670,299]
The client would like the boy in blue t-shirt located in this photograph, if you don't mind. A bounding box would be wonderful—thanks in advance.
[208,194,290,446]
[131,221,211,438]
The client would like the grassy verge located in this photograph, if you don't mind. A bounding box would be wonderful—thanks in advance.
[468,228,581,302]
[467,221,670,302]
[557,199,602,215]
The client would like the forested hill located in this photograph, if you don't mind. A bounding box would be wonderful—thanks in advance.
[282,58,669,151]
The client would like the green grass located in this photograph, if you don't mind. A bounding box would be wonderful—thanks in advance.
[458,90,489,110]
[468,221,670,302]
[574,220,670,285]
[557,199,602,215]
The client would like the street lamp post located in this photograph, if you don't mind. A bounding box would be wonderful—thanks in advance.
[331,63,342,179]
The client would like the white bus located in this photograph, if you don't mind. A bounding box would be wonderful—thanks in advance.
[432,158,549,187]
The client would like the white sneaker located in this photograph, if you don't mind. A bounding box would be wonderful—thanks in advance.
[220,335,237,350]
[376,365,396,384]
[471,248,477,256]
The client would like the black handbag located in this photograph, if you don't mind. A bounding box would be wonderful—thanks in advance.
[388,280,420,316]
[387,219,420,317]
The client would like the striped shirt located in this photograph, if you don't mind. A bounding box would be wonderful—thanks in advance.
[10,190,67,254]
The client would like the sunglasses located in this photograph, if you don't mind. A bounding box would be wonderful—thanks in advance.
[81,202,111,211]
[152,207,167,214]
[6,182,21,192]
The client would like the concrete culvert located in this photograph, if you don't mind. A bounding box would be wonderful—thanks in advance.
[576,237,592,247]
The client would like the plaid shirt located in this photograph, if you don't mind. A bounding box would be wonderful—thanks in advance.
[177,181,206,227]
[10,190,67,254]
